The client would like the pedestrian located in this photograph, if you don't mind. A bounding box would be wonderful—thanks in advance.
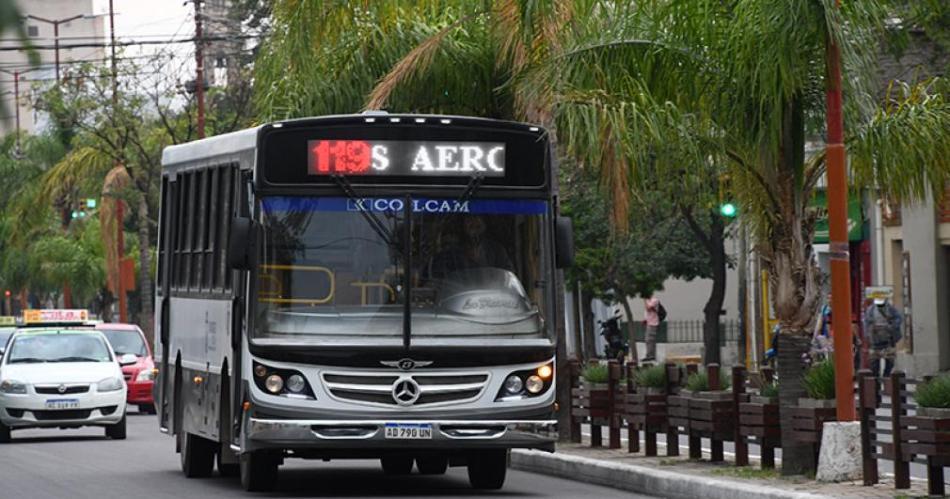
[642,295,663,362]
[863,296,902,378]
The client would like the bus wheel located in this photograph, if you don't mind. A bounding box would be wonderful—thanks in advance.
[380,456,413,475]
[180,432,215,478]
[240,451,278,492]
[416,456,448,475]
[467,450,507,490]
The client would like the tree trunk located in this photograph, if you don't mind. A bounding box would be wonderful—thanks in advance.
[777,332,814,475]
[702,213,727,365]
[620,296,639,365]
[136,193,154,346]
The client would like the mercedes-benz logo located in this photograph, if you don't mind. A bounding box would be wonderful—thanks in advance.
[57,384,67,394]
[391,378,421,406]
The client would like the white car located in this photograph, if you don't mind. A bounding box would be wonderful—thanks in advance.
[0,327,127,442]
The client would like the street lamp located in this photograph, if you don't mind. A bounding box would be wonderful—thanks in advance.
[23,13,103,83]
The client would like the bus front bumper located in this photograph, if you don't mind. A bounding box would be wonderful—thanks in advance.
[245,417,557,452]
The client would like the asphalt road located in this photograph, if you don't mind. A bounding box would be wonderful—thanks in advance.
[0,411,654,499]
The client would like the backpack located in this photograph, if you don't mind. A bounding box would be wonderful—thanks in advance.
[870,306,894,347]
[657,302,668,322]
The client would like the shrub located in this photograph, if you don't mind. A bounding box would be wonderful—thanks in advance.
[582,364,609,384]
[802,360,835,400]
[915,375,950,409]
[685,370,731,392]
[635,365,667,389]
[760,382,779,398]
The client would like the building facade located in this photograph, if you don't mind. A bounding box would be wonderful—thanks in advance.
[0,0,106,137]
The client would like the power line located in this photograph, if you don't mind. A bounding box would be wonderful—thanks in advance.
[0,34,260,52]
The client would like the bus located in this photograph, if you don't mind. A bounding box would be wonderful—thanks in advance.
[154,113,574,492]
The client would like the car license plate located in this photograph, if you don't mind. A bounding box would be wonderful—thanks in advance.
[45,399,79,410]
[384,423,432,440]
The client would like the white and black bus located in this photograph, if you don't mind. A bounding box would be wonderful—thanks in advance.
[154,113,573,491]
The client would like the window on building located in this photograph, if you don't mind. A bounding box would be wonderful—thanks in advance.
[27,26,39,37]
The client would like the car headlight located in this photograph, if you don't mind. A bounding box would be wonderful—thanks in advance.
[135,369,154,382]
[97,376,125,392]
[0,379,26,394]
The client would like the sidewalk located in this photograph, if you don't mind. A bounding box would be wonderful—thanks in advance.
[511,441,933,499]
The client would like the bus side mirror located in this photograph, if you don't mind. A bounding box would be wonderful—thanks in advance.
[228,217,256,270]
[555,216,575,269]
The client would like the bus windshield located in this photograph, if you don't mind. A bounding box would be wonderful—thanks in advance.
[255,196,552,344]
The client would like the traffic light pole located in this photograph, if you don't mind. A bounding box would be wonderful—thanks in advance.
[826,0,855,422]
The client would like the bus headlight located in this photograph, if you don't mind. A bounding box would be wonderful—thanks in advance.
[526,375,544,394]
[264,374,284,394]
[504,375,523,394]
[286,374,306,393]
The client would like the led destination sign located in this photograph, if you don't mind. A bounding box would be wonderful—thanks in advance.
[308,140,506,177]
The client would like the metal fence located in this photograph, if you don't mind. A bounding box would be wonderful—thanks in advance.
[625,319,741,344]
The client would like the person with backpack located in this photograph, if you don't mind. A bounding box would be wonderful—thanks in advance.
[642,295,666,362]
[863,296,902,378]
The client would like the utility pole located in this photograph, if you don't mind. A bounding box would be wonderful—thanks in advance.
[737,221,748,368]
[193,0,206,139]
[109,0,117,102]
[107,0,127,323]
[826,0,855,422]
[25,14,84,83]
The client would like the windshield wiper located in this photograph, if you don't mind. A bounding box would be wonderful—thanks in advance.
[8,357,45,364]
[331,174,399,252]
[51,356,103,363]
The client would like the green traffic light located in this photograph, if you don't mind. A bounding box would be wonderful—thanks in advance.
[719,202,737,217]
[71,211,79,219]
[86,198,97,209]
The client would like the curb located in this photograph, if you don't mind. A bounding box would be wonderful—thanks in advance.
[510,449,833,499]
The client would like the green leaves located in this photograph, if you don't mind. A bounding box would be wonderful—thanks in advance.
[803,359,836,400]
[915,375,950,409]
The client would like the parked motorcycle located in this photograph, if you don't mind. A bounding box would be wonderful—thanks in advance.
[599,314,629,368]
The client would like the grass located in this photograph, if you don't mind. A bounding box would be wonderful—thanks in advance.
[760,382,779,398]
[915,374,950,408]
[685,370,731,392]
[634,364,667,389]
[711,467,779,480]
[581,364,609,384]
[803,359,835,400]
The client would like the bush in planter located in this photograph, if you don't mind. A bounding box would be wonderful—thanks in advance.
[582,364,609,384]
[760,382,779,399]
[802,359,835,400]
[915,375,950,409]
[685,370,731,392]
[634,365,667,390]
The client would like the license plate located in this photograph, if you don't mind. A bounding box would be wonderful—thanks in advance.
[45,398,79,410]
[384,423,432,440]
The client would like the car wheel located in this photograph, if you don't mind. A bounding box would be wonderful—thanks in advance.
[240,451,278,492]
[180,432,215,478]
[467,450,507,490]
[106,414,127,440]
[0,421,10,443]
[217,449,240,477]
[139,404,157,415]
[380,456,413,475]
[416,456,448,475]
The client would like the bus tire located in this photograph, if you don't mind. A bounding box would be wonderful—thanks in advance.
[416,456,448,475]
[106,414,127,440]
[0,421,10,443]
[467,450,507,490]
[180,432,215,478]
[380,456,413,475]
[240,451,278,491]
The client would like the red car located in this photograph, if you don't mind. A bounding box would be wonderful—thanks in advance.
[97,323,155,414]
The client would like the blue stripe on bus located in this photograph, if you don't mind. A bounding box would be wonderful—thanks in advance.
[261,197,547,215]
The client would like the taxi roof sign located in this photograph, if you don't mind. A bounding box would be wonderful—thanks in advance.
[0,316,15,326]
[23,309,89,324]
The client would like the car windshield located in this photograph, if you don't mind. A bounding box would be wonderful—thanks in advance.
[255,196,552,344]
[6,332,113,363]
[100,329,148,357]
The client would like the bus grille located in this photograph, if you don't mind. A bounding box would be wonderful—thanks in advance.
[322,372,489,407]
